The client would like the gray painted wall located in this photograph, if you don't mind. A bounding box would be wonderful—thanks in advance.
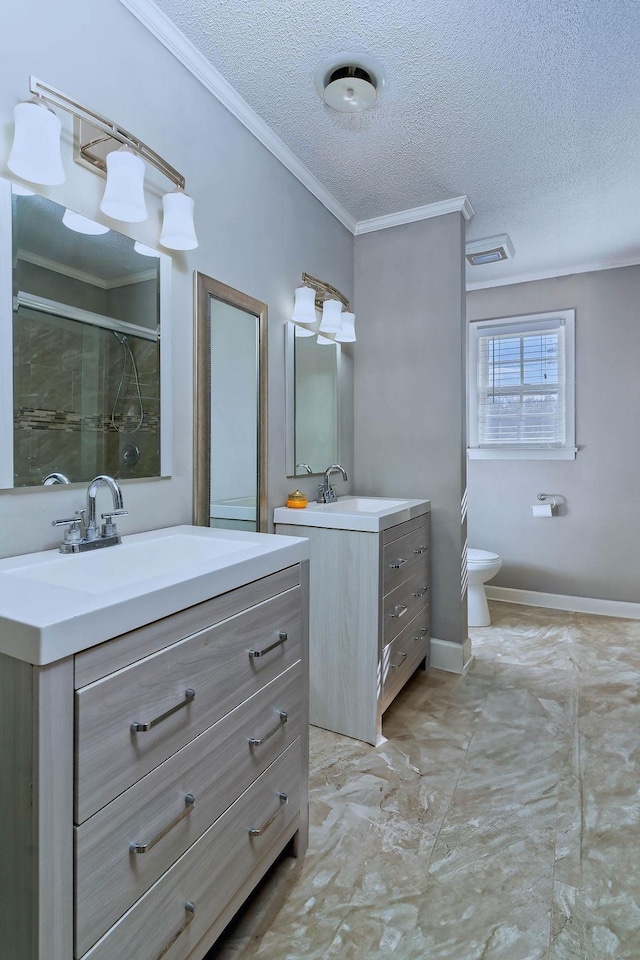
[0,0,353,557]
[467,265,640,603]
[354,214,468,645]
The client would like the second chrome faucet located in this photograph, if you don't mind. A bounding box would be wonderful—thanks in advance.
[317,464,348,504]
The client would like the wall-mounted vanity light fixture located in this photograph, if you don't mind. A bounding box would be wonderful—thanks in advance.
[290,272,356,343]
[7,77,198,251]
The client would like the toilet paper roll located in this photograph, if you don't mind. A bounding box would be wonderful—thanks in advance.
[531,503,553,518]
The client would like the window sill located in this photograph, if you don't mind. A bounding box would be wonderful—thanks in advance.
[468,447,577,461]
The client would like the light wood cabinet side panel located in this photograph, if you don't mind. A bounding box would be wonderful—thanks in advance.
[75,566,301,687]
[0,653,35,960]
[277,524,380,745]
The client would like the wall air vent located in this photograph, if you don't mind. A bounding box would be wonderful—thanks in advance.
[465,234,514,266]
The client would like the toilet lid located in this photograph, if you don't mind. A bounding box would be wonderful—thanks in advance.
[467,548,500,563]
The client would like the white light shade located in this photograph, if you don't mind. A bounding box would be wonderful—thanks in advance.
[319,298,343,334]
[335,311,356,342]
[159,190,198,250]
[317,334,336,344]
[62,209,110,235]
[100,148,147,223]
[291,286,317,325]
[293,322,315,337]
[323,76,377,113]
[8,100,65,185]
[134,241,161,258]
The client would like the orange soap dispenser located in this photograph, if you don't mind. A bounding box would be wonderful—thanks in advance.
[286,489,308,509]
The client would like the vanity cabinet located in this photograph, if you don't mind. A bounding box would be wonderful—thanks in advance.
[275,507,430,745]
[0,541,309,960]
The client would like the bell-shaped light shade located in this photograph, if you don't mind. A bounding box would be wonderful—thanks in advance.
[100,148,147,223]
[291,285,317,325]
[134,240,161,258]
[8,100,65,186]
[159,190,198,250]
[335,311,356,342]
[293,322,315,337]
[317,334,336,344]
[319,298,343,334]
[62,209,110,236]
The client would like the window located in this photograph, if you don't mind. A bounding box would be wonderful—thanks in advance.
[468,309,576,459]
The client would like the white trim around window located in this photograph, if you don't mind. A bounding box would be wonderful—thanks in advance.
[468,309,576,460]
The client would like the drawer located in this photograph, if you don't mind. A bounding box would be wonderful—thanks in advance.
[380,608,430,712]
[382,523,429,596]
[382,565,429,646]
[81,740,301,960]
[75,586,302,823]
[75,663,302,957]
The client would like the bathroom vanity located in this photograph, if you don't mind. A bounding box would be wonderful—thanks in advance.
[274,496,430,745]
[0,525,309,960]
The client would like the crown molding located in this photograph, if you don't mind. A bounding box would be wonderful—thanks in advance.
[118,0,357,233]
[466,253,640,291]
[17,249,156,290]
[355,196,475,235]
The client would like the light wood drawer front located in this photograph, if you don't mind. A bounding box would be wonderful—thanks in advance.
[75,586,302,823]
[382,512,430,546]
[382,565,429,646]
[381,609,429,711]
[75,566,300,688]
[383,525,429,596]
[81,740,301,960]
[75,663,302,957]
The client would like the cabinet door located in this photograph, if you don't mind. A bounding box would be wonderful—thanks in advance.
[75,587,302,822]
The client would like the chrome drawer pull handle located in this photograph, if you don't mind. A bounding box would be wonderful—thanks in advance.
[391,652,408,668]
[130,689,195,733]
[130,794,196,854]
[248,792,288,836]
[391,604,408,619]
[248,631,288,659]
[389,558,407,569]
[248,711,288,747]
[414,545,428,554]
[155,901,195,960]
[413,586,428,597]
[417,627,428,637]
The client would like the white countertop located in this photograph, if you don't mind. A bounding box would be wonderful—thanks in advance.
[0,525,309,666]
[274,496,431,533]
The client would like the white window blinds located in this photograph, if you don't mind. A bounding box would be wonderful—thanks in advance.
[474,315,568,448]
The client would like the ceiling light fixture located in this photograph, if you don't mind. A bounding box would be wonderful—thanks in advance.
[290,272,356,343]
[314,53,386,114]
[7,77,198,251]
[465,234,514,266]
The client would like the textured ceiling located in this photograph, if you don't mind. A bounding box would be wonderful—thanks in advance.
[153,0,640,285]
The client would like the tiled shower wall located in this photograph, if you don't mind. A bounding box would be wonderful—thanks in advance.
[13,308,159,487]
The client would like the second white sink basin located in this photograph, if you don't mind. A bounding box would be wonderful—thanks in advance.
[274,495,430,533]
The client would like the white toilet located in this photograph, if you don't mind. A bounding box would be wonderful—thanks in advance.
[467,548,502,626]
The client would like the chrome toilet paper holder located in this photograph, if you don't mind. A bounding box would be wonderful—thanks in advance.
[536,492,557,508]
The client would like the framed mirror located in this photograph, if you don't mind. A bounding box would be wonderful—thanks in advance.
[194,273,267,532]
[0,177,172,489]
[285,321,341,477]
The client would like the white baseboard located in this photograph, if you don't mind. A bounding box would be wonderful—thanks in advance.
[486,586,640,621]
[430,636,475,674]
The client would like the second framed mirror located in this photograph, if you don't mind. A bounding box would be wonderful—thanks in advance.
[194,273,267,531]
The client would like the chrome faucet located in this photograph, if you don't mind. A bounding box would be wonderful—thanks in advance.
[317,464,348,503]
[52,475,128,553]
[43,472,70,485]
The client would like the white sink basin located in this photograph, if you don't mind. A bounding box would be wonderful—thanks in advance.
[0,525,309,665]
[274,495,430,533]
[3,533,252,594]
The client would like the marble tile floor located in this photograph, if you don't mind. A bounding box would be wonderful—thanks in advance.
[209,602,640,960]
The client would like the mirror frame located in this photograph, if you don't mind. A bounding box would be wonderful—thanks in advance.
[193,272,268,531]
[284,320,342,478]
[0,176,173,489]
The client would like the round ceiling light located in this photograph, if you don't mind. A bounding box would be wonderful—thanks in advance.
[314,53,386,114]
